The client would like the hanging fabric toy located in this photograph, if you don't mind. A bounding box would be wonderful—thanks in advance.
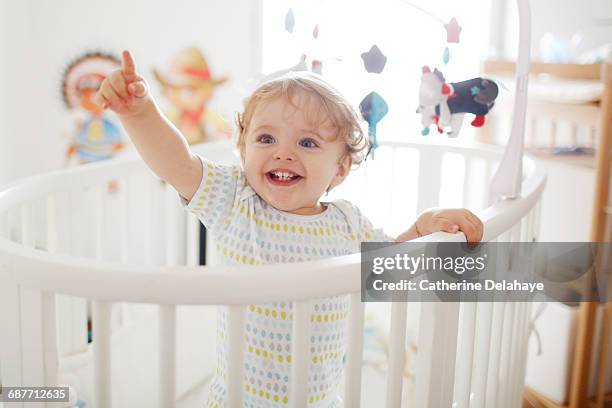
[359,91,388,158]
[417,66,498,137]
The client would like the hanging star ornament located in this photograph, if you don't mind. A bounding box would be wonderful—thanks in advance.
[444,17,462,43]
[360,45,387,74]
[443,46,450,64]
[285,8,295,33]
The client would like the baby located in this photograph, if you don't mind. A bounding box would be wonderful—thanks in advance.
[95,51,483,407]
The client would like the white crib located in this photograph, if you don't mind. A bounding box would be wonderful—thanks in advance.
[0,138,546,408]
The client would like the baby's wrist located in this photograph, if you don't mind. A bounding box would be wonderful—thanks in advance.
[119,97,156,120]
[416,209,435,236]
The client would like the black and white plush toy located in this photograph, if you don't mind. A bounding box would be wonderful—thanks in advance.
[417,66,498,137]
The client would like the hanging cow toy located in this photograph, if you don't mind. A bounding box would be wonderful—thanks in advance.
[417,66,498,137]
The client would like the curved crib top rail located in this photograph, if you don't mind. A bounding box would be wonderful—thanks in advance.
[0,140,546,305]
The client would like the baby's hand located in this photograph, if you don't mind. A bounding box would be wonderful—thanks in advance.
[416,208,484,243]
[93,50,150,117]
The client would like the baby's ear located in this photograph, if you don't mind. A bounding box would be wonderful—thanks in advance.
[332,154,352,187]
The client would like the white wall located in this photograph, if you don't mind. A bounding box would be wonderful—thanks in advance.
[0,1,7,184]
[0,0,262,186]
[495,0,612,60]
[1,0,38,186]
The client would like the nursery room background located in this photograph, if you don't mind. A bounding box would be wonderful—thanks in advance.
[0,0,611,407]
[0,0,610,240]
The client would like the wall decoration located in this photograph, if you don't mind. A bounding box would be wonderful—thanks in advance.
[61,51,125,165]
[153,47,230,145]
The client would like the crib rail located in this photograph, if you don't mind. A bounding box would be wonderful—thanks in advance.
[0,140,546,408]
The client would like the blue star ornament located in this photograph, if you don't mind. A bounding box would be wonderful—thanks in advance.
[360,45,387,74]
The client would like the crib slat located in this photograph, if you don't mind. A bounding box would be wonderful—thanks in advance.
[165,183,180,266]
[509,303,523,408]
[470,302,494,408]
[143,179,152,265]
[93,185,104,261]
[63,191,88,355]
[454,302,477,408]
[118,180,131,327]
[525,208,535,243]
[93,300,113,408]
[186,213,200,267]
[0,211,7,237]
[517,303,531,408]
[495,302,516,407]
[0,288,59,408]
[533,199,542,241]
[514,303,532,408]
[20,203,32,247]
[510,222,522,243]
[415,302,460,407]
[18,204,47,391]
[120,178,129,264]
[506,303,521,407]
[0,214,20,395]
[485,302,506,406]
[227,305,245,408]
[344,293,365,407]
[290,301,311,408]
[41,291,59,387]
[417,148,442,213]
[0,278,24,406]
[46,195,58,254]
[462,157,474,208]
[385,147,397,227]
[385,301,408,408]
[159,305,177,408]
[483,161,492,206]
[20,288,45,388]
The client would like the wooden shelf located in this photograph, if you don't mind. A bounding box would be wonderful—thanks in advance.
[524,386,612,408]
[526,147,597,169]
[484,60,612,408]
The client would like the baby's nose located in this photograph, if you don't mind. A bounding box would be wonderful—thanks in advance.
[274,147,296,161]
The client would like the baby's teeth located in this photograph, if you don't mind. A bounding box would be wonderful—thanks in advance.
[274,172,292,180]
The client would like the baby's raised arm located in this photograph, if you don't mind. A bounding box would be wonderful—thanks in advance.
[94,50,202,201]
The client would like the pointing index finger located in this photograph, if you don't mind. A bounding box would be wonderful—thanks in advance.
[122,50,136,80]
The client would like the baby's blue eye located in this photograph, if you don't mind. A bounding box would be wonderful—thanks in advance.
[258,134,275,144]
[299,138,318,148]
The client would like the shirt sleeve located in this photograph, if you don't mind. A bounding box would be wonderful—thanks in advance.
[181,155,244,232]
[339,199,395,243]
[358,212,396,243]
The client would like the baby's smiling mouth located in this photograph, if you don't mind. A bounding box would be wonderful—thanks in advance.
[265,169,303,186]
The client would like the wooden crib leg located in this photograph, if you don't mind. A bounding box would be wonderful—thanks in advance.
[595,302,611,408]
[569,302,597,408]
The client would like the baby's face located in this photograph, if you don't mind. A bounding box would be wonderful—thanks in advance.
[243,93,350,215]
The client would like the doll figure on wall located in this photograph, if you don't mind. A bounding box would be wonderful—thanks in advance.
[153,47,231,145]
[62,52,126,164]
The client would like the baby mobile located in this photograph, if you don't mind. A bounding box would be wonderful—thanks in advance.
[280,1,498,158]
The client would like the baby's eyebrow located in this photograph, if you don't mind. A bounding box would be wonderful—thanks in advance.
[251,125,277,134]
[302,129,339,143]
[300,129,323,138]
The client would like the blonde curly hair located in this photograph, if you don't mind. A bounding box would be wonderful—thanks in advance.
[235,71,369,167]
